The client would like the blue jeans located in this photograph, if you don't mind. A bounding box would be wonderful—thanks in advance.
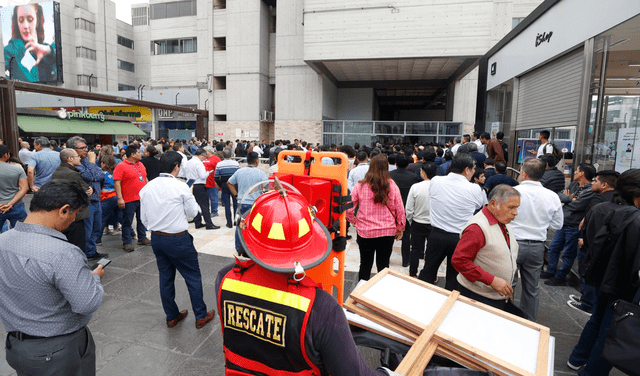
[569,289,615,376]
[207,187,219,214]
[221,188,238,227]
[150,232,208,321]
[546,224,580,280]
[235,204,253,254]
[84,201,102,257]
[96,196,121,244]
[0,203,28,233]
[122,200,146,245]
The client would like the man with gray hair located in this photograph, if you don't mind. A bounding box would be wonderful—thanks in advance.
[452,184,521,311]
[67,136,107,260]
[509,159,563,320]
[27,137,60,192]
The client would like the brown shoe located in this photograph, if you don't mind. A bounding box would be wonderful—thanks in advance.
[137,237,151,246]
[195,310,215,329]
[167,310,188,328]
[123,243,135,252]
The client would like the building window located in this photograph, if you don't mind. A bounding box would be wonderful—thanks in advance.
[117,35,134,49]
[150,0,196,20]
[117,60,135,73]
[77,75,97,88]
[132,6,149,26]
[151,38,197,55]
[118,83,136,91]
[76,47,97,60]
[214,76,226,90]
[512,18,525,29]
[213,37,226,51]
[214,0,226,9]
[75,18,95,33]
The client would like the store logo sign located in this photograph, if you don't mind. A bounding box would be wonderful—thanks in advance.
[58,108,105,122]
[535,32,553,47]
[490,62,497,76]
[158,109,173,118]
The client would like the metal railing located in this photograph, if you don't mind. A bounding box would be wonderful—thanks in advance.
[322,120,463,146]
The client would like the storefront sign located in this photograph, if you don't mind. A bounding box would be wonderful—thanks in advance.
[490,62,497,76]
[535,31,553,47]
[89,106,152,122]
[58,108,105,122]
[158,109,173,118]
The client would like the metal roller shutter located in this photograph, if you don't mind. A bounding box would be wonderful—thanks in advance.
[515,47,584,130]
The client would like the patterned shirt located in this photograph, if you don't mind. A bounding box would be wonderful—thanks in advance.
[346,179,406,238]
[0,222,104,336]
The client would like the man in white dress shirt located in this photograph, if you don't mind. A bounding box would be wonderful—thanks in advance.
[418,154,487,290]
[139,151,215,329]
[510,158,563,321]
[405,162,437,277]
[347,151,369,192]
[185,149,219,230]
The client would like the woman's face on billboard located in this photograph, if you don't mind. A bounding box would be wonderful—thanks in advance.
[16,5,37,42]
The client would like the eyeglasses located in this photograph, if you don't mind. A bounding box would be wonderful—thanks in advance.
[76,146,88,150]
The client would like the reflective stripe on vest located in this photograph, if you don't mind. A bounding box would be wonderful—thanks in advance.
[218,260,320,376]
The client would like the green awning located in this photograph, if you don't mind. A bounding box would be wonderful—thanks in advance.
[17,115,147,136]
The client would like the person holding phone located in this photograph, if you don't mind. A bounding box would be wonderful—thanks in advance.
[4,4,57,82]
[0,181,105,376]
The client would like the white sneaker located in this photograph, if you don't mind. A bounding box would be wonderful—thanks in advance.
[567,360,583,371]
[568,294,581,303]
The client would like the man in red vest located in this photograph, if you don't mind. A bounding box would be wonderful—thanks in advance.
[215,179,399,375]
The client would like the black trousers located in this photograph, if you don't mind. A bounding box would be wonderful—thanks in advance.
[401,221,411,267]
[409,221,432,277]
[457,284,506,311]
[6,327,95,376]
[356,235,395,281]
[63,220,86,252]
[192,184,213,227]
[418,227,460,290]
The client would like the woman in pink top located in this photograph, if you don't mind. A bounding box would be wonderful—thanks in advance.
[347,154,406,280]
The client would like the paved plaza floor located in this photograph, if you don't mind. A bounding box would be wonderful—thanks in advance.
[0,199,623,375]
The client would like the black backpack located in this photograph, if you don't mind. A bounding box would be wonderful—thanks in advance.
[500,141,509,162]
[542,142,563,165]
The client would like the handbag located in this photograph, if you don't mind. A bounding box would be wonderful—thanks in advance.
[601,286,640,376]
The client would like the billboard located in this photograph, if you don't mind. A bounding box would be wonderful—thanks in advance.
[2,1,62,83]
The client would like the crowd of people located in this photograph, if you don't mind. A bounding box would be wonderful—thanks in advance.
[0,130,639,376]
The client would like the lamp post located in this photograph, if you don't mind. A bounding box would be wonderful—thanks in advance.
[175,92,180,105]
[88,73,94,92]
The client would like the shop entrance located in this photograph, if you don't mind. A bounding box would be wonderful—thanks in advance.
[583,14,640,173]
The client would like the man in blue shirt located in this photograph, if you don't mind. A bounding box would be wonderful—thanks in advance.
[27,137,60,192]
[227,152,267,255]
[483,161,518,194]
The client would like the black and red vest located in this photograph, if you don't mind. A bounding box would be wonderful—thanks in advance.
[218,259,321,376]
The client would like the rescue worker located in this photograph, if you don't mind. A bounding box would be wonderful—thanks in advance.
[215,178,400,375]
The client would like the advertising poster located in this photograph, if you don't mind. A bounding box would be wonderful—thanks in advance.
[1,1,62,82]
[615,128,640,173]
[89,107,153,122]
[491,122,500,139]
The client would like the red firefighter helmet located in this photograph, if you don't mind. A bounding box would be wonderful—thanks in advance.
[238,178,332,273]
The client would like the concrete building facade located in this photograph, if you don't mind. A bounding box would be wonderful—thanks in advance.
[3,0,544,145]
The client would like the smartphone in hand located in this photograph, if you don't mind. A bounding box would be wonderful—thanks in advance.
[91,258,111,270]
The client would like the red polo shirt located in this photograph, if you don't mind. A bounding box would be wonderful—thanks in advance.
[113,159,147,203]
[203,155,221,188]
